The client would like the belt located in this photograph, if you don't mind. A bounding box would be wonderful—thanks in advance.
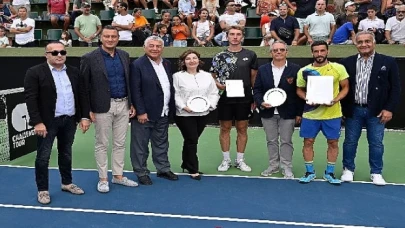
[55,115,74,119]
[355,103,368,107]
[111,97,128,102]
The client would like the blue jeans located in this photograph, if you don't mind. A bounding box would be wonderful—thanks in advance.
[342,106,385,174]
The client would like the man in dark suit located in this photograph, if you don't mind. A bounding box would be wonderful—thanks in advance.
[80,25,137,193]
[253,40,303,179]
[129,35,178,185]
[340,31,401,186]
[24,41,84,205]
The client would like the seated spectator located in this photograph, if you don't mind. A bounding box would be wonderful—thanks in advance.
[304,0,336,44]
[0,26,9,47]
[256,0,281,27]
[336,1,356,28]
[9,6,35,47]
[384,0,404,19]
[131,8,150,46]
[284,0,317,45]
[112,2,134,46]
[74,2,102,47]
[385,5,405,44]
[261,11,278,46]
[358,5,385,43]
[202,0,220,22]
[0,0,17,46]
[192,8,215,47]
[59,31,72,47]
[48,0,70,31]
[172,15,190,47]
[139,0,158,14]
[162,0,179,9]
[178,0,197,28]
[270,4,299,45]
[71,0,91,26]
[153,11,172,35]
[157,24,173,46]
[332,14,358,44]
[214,0,246,46]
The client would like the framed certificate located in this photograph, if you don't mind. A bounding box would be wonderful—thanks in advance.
[306,76,333,105]
[225,80,245,97]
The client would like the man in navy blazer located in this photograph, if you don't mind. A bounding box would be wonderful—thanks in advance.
[129,36,178,185]
[340,31,401,185]
[253,40,304,179]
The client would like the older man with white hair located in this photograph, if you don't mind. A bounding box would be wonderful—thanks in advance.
[385,5,405,44]
[130,36,178,185]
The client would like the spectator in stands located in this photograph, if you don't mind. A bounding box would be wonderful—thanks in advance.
[304,0,336,44]
[59,31,72,47]
[162,0,179,9]
[11,0,30,14]
[284,0,317,44]
[48,0,70,32]
[80,26,137,192]
[358,5,385,43]
[340,31,401,186]
[356,0,387,20]
[260,11,278,46]
[270,4,299,45]
[332,14,358,44]
[202,0,220,22]
[296,41,349,185]
[130,36,179,185]
[192,8,215,47]
[384,0,404,19]
[0,26,9,47]
[0,0,17,46]
[256,0,281,28]
[157,23,173,46]
[74,2,102,47]
[25,41,84,205]
[172,15,190,47]
[210,25,258,173]
[153,11,172,35]
[71,0,91,26]
[178,0,197,28]
[173,50,220,181]
[214,0,246,46]
[131,8,150,46]
[385,5,405,44]
[253,40,303,179]
[10,6,35,47]
[336,1,357,28]
[139,0,159,14]
[112,2,134,47]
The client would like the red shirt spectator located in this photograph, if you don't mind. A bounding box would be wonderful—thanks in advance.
[48,0,69,14]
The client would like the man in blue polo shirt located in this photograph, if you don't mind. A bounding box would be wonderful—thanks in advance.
[270,3,300,45]
[332,14,358,45]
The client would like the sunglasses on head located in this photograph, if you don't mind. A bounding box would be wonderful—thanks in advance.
[46,50,67,56]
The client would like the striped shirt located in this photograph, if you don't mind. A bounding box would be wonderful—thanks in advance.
[355,53,374,104]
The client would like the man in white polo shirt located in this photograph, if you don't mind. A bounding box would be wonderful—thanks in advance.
[112,2,134,46]
[358,5,385,32]
[303,0,335,44]
[385,5,405,44]
[10,6,35,47]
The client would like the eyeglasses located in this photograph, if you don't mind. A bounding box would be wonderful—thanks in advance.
[397,11,405,13]
[272,48,286,53]
[46,50,67,56]
[235,4,241,6]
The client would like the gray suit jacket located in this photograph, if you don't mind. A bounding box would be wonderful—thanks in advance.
[79,47,131,118]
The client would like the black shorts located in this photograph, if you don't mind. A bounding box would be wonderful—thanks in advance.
[217,103,252,121]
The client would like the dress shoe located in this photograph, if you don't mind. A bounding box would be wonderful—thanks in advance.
[190,174,201,181]
[138,175,153,185]
[157,171,179,181]
[182,168,203,175]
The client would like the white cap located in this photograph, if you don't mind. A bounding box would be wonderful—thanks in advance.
[345,1,355,8]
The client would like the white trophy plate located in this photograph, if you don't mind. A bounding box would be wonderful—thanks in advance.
[187,96,210,112]
[263,88,287,107]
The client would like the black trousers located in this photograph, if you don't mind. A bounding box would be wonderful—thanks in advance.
[35,115,76,191]
[175,115,208,174]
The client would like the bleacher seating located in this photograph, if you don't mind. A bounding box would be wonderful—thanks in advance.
[47,29,63,41]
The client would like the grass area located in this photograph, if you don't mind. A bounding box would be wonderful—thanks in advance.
[3,126,405,183]
[0,45,404,58]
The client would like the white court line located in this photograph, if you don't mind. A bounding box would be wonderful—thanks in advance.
[1,164,405,186]
[0,203,378,228]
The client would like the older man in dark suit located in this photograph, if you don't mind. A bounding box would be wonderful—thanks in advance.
[25,41,84,205]
[129,35,178,185]
[340,31,401,186]
[80,25,137,193]
[253,40,304,179]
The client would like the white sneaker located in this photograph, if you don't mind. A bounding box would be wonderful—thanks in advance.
[340,168,354,182]
[282,169,294,179]
[371,174,386,186]
[260,167,279,177]
[235,159,252,172]
[154,8,158,14]
[97,181,110,193]
[218,159,231,172]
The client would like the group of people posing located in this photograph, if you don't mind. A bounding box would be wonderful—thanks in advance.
[24,24,400,205]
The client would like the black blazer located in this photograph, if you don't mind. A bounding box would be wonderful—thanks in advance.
[24,62,81,128]
[253,61,304,119]
[79,48,131,119]
[130,55,175,121]
[340,53,401,118]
